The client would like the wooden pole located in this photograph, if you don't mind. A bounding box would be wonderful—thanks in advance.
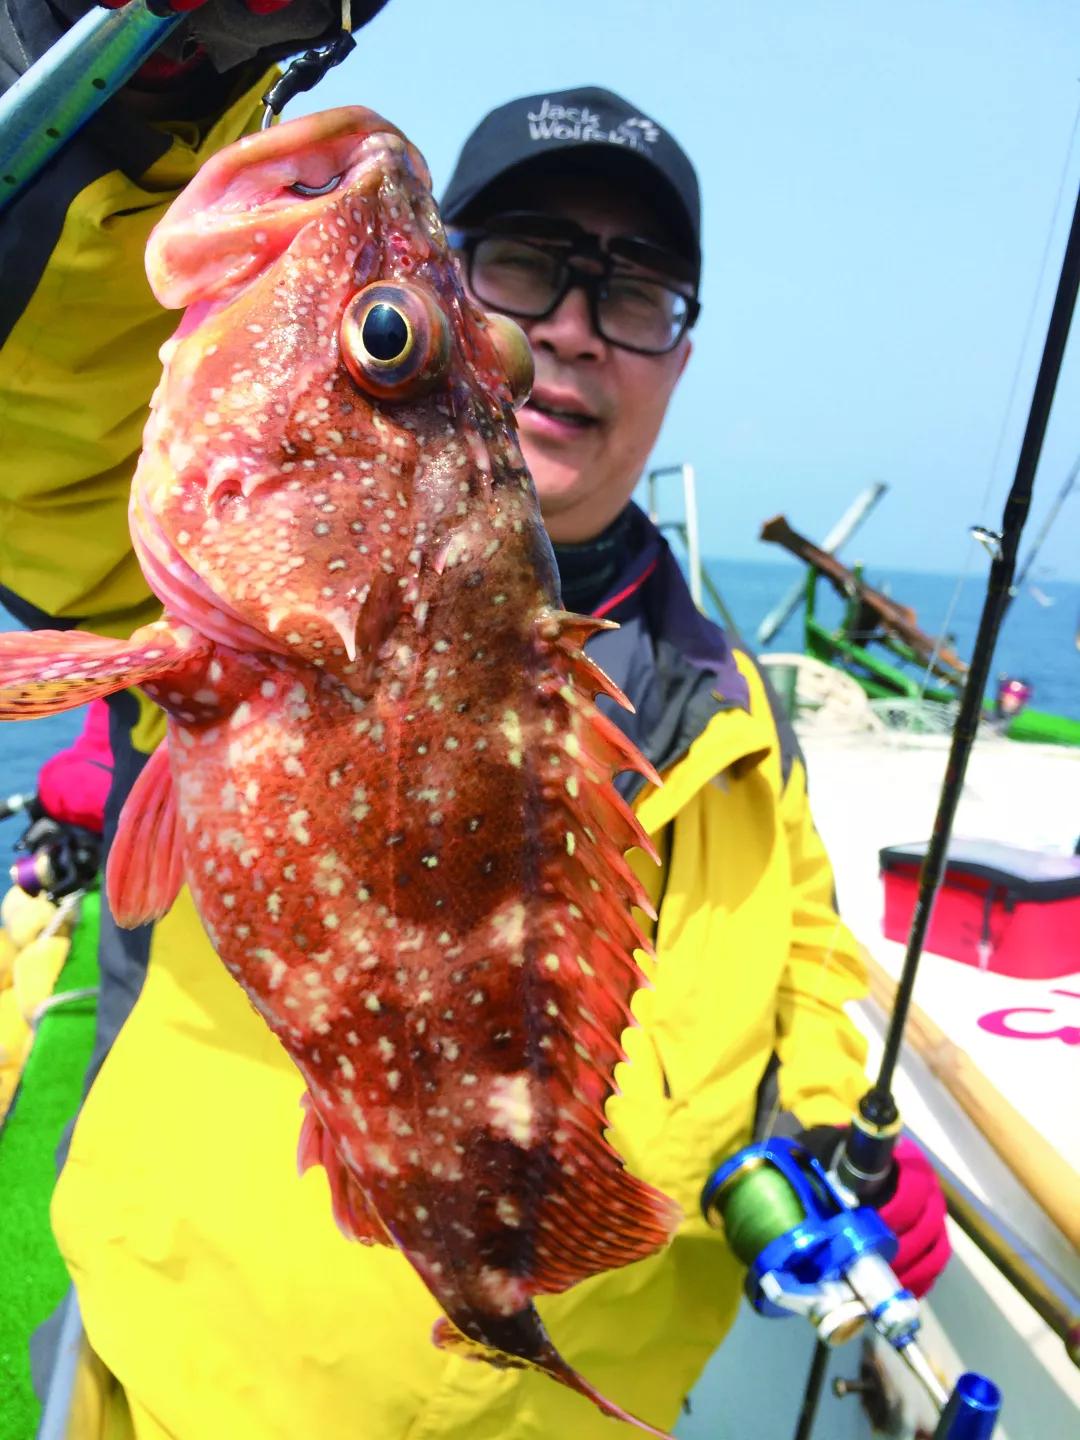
[860,947,1080,1253]
[760,514,969,679]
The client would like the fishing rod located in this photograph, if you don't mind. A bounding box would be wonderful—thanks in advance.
[0,2,185,215]
[701,172,1080,1440]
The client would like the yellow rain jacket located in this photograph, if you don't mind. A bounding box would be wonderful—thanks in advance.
[48,644,867,1440]
[0,51,868,1440]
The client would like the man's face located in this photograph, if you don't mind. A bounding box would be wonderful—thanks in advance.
[460,176,693,543]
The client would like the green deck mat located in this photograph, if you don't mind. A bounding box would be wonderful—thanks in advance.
[0,887,100,1440]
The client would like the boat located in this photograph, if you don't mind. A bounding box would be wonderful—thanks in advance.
[757,512,1080,750]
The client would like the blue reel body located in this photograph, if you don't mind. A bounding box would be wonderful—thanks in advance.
[701,1137,1001,1435]
[710,1138,900,1319]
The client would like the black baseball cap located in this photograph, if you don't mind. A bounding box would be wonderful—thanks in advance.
[441,86,701,288]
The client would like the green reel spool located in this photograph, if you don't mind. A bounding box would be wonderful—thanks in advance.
[714,1161,808,1266]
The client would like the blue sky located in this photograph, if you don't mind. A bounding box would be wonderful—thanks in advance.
[305,0,1080,580]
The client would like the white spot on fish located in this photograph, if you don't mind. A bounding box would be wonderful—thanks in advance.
[476,1266,530,1316]
[368,1144,398,1175]
[496,1196,521,1228]
[488,1073,535,1146]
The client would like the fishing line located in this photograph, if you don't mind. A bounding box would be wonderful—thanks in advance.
[720,1165,807,1263]
[914,87,1080,709]
[1008,446,1080,605]
[983,87,1080,521]
[862,170,1080,1145]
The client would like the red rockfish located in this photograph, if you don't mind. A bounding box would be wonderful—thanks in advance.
[0,107,680,1434]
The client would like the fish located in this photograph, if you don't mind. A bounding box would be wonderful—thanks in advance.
[0,107,681,1434]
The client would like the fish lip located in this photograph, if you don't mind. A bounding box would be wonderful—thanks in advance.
[525,386,602,425]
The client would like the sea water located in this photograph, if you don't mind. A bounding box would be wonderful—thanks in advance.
[1,559,1077,848]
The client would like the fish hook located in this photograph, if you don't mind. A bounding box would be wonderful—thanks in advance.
[260,0,357,134]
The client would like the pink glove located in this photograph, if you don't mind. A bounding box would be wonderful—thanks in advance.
[878,1137,951,1298]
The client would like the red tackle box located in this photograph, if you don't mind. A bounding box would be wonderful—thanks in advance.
[880,839,1080,979]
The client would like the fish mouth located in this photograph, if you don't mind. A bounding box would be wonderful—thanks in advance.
[147,113,429,313]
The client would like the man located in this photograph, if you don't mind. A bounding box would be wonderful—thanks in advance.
[1,8,948,1432]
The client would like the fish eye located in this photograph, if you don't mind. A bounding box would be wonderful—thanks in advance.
[361,303,411,364]
[484,312,534,410]
[340,282,450,400]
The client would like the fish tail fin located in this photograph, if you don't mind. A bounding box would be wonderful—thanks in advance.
[0,621,206,719]
[432,1311,674,1439]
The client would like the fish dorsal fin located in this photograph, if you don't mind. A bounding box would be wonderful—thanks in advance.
[509,611,681,1297]
[297,1093,393,1246]
[106,742,184,928]
[0,621,207,719]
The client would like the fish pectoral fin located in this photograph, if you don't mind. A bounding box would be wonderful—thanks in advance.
[0,620,207,719]
[106,742,184,928]
[297,1093,393,1246]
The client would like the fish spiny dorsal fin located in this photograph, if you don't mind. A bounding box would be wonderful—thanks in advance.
[557,767,661,865]
[517,611,680,1302]
[555,639,634,713]
[539,609,619,648]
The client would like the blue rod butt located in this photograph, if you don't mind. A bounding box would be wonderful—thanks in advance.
[933,1373,1002,1440]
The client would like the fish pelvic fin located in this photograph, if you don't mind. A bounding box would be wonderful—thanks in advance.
[0,620,208,719]
[106,741,184,928]
[432,1313,674,1438]
[297,1093,393,1246]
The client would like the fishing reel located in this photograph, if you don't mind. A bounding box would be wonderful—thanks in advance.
[7,803,102,903]
[701,1138,1001,1439]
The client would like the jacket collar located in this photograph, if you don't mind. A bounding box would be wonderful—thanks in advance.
[576,505,768,812]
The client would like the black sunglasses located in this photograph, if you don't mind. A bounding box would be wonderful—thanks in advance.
[451,213,701,356]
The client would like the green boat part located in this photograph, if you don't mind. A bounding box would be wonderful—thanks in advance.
[0,887,100,1440]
